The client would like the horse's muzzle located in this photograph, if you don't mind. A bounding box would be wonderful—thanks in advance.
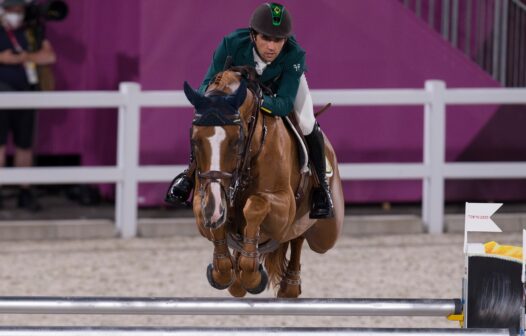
[203,208,226,229]
[201,180,228,229]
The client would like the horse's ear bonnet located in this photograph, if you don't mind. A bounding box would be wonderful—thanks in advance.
[184,81,207,109]
[187,80,246,127]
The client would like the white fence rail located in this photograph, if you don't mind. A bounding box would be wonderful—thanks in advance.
[1,80,526,237]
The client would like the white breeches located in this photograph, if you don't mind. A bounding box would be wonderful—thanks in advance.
[293,74,316,135]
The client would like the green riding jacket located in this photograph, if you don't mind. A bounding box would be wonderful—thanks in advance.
[199,28,306,117]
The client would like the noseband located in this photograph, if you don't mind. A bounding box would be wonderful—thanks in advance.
[196,170,233,218]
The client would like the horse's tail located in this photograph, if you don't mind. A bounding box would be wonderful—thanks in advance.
[264,242,289,289]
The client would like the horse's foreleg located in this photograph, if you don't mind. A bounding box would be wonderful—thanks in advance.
[239,195,270,294]
[278,236,304,298]
[207,226,234,290]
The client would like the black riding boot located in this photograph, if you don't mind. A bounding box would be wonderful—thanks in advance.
[305,123,334,219]
[165,151,195,205]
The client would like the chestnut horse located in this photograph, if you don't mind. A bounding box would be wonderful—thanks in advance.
[183,68,343,297]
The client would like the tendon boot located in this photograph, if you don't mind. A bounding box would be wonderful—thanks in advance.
[165,152,196,205]
[305,123,334,219]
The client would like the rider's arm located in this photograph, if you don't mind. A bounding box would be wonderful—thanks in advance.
[23,40,56,65]
[0,40,55,65]
[260,53,305,117]
[199,38,228,93]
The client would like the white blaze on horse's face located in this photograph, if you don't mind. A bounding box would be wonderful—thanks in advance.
[208,127,227,224]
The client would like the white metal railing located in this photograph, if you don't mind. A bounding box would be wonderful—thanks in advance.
[1,80,526,237]
[403,0,526,87]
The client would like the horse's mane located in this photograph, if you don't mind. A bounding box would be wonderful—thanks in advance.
[211,65,269,97]
[229,66,258,82]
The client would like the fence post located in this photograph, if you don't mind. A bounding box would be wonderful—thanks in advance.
[422,80,446,234]
[115,82,141,238]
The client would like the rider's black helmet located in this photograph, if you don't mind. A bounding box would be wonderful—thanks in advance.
[249,2,292,39]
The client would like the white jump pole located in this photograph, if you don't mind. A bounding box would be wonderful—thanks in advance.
[0,327,513,336]
[0,297,461,317]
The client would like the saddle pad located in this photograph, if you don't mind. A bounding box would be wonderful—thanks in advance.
[283,116,334,177]
[283,116,309,174]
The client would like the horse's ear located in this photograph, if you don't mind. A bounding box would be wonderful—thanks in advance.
[223,56,233,70]
[225,80,247,109]
[183,81,206,108]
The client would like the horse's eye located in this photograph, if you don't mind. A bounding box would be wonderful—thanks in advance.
[229,137,242,148]
[191,139,201,150]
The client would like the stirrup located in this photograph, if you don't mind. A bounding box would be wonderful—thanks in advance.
[309,187,334,219]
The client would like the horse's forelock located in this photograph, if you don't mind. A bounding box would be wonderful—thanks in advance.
[207,71,243,97]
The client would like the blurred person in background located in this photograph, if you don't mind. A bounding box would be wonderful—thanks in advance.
[166,2,334,219]
[0,0,56,211]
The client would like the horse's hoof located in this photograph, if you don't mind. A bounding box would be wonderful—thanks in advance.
[206,264,233,290]
[277,282,302,298]
[245,264,268,295]
[228,283,247,297]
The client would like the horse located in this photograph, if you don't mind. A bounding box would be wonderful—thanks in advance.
[183,67,344,297]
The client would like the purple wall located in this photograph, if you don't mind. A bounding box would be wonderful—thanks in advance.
[36,0,525,205]
[38,0,140,167]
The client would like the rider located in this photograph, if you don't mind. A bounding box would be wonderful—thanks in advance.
[166,2,333,219]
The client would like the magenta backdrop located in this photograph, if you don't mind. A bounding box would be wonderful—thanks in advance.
[35,0,526,205]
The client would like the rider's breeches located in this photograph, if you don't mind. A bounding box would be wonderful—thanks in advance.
[293,74,317,135]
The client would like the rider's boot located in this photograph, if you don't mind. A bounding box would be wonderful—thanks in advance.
[305,123,334,219]
[165,151,196,205]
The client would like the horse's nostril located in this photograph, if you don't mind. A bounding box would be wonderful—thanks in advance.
[200,179,230,230]
[211,205,225,224]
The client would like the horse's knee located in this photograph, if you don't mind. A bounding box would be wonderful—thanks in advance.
[243,195,270,220]
[305,229,337,254]
[307,241,332,254]
[196,223,212,240]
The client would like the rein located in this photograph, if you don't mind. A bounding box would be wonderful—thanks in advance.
[228,82,267,207]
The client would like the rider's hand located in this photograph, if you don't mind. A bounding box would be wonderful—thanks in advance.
[0,50,24,64]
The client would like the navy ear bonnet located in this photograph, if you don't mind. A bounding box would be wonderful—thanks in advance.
[184,81,247,126]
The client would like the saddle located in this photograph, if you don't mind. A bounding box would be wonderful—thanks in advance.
[282,113,310,205]
[283,113,335,203]
[283,115,309,174]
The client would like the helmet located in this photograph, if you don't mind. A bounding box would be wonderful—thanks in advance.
[249,2,292,38]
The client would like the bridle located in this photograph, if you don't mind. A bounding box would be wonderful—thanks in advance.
[193,74,267,209]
